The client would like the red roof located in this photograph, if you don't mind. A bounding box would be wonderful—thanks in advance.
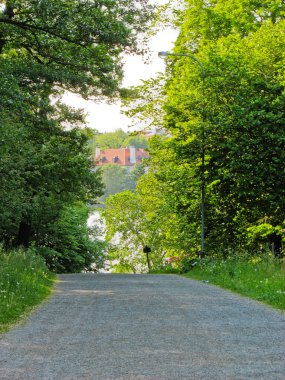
[94,147,149,166]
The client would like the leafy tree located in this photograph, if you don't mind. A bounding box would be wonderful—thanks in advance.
[124,0,285,257]
[123,134,148,148]
[92,129,148,149]
[0,0,155,97]
[93,129,128,149]
[20,127,104,246]
[37,203,106,273]
[136,167,190,257]
[129,163,146,187]
[103,191,147,273]
[122,75,166,130]
[103,168,189,272]
[0,123,28,245]
[168,0,285,256]
[99,164,129,202]
[98,163,145,202]
[201,22,285,255]
[0,0,155,270]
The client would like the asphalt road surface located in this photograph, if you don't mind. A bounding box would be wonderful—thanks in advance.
[0,274,284,380]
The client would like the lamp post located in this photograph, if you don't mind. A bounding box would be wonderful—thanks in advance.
[158,51,206,258]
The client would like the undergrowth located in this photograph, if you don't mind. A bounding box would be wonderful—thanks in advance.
[0,247,55,333]
[184,256,285,310]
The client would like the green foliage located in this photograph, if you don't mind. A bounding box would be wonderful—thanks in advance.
[0,123,29,241]
[0,247,55,333]
[247,223,284,242]
[137,168,194,254]
[124,0,285,257]
[103,191,146,273]
[103,189,167,273]
[36,203,107,273]
[150,266,180,274]
[103,168,192,272]
[0,1,155,270]
[93,129,128,149]
[91,129,148,149]
[0,0,154,271]
[184,256,285,310]
[123,134,148,149]
[0,0,155,97]
[122,75,166,129]
[98,163,145,202]
[99,165,129,202]
[0,119,104,249]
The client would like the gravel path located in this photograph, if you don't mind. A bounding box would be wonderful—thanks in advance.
[0,274,284,380]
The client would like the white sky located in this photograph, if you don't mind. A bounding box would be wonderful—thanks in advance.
[62,1,178,133]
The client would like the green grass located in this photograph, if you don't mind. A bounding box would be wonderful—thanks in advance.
[0,248,55,333]
[150,267,180,274]
[184,257,285,310]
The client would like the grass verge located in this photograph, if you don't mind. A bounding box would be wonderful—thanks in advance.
[184,257,285,311]
[0,248,56,333]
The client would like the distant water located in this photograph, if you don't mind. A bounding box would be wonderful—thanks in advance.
[87,210,105,241]
[87,210,119,272]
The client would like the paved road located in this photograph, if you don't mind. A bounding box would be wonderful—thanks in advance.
[0,274,284,380]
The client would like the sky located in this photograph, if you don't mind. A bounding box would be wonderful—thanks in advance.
[62,1,178,133]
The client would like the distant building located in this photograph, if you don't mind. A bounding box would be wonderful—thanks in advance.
[142,127,165,139]
[94,146,149,166]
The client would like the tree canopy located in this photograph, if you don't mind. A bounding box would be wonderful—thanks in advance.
[92,129,148,149]
[0,0,155,271]
[0,0,155,97]
[122,0,285,259]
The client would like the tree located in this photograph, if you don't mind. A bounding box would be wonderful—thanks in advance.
[136,167,190,257]
[122,75,166,130]
[99,164,129,202]
[103,168,189,273]
[91,129,148,149]
[164,0,285,256]
[0,122,29,246]
[0,0,155,97]
[123,134,148,149]
[98,162,146,203]
[36,203,107,273]
[124,0,285,256]
[103,191,146,273]
[93,129,128,149]
[103,189,166,273]
[0,0,155,262]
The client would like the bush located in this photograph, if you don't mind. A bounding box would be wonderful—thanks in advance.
[37,204,107,273]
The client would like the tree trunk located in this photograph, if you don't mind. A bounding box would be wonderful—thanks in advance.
[268,233,283,258]
[0,3,15,53]
[17,221,32,248]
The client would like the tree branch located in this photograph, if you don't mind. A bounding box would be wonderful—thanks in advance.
[0,18,90,46]
[23,44,44,64]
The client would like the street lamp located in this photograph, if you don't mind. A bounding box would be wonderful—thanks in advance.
[158,51,206,258]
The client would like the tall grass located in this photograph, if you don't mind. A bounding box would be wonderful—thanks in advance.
[184,256,285,310]
[0,247,55,333]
